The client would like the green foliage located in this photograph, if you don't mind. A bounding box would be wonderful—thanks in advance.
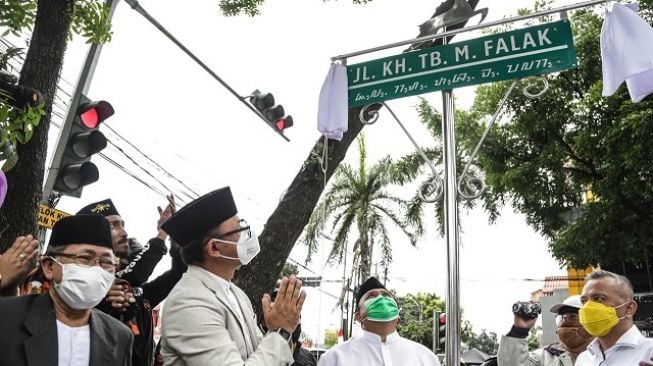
[0,102,45,147]
[466,329,499,355]
[410,1,653,268]
[218,0,371,16]
[0,0,36,36]
[218,0,266,16]
[395,292,498,354]
[70,0,112,44]
[0,0,112,44]
[0,48,45,153]
[281,262,299,277]
[528,325,541,351]
[395,293,445,349]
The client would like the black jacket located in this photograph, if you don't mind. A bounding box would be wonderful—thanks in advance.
[0,293,133,366]
[99,239,187,366]
[117,238,168,287]
[293,346,318,366]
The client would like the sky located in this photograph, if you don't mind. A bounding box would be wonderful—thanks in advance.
[23,0,596,345]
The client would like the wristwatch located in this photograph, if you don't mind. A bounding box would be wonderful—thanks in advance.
[269,328,292,344]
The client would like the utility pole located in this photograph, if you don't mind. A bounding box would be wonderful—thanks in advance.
[39,0,121,244]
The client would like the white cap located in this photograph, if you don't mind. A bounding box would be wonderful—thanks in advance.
[549,295,583,313]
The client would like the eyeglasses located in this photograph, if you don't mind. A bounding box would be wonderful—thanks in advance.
[217,219,252,240]
[50,252,118,272]
[555,313,579,326]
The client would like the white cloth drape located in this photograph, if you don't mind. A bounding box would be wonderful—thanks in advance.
[318,63,349,140]
[601,2,653,102]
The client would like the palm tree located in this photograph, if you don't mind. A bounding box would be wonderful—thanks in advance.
[302,134,424,283]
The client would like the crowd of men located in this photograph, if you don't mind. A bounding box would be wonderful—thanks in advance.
[0,186,652,366]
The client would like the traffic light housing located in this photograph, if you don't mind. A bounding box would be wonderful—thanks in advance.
[438,313,446,351]
[249,90,293,134]
[53,95,112,197]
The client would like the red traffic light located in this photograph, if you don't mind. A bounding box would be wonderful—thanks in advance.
[77,101,114,129]
[275,116,294,131]
[80,108,98,128]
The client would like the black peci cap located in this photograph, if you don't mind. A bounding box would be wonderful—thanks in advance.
[48,214,113,250]
[355,276,386,308]
[76,198,120,217]
[161,187,238,247]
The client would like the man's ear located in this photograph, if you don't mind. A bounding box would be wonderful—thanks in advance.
[354,309,362,322]
[40,257,55,280]
[626,300,638,317]
[205,239,221,258]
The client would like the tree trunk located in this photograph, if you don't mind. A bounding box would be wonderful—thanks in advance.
[0,0,74,251]
[234,104,381,320]
[358,231,371,281]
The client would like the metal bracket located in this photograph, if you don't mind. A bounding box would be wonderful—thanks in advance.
[457,76,550,200]
[359,103,444,203]
[358,75,550,202]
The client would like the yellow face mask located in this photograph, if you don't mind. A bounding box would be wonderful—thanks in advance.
[578,300,628,337]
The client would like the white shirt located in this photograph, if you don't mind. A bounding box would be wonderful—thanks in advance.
[317,330,441,366]
[575,325,653,366]
[601,2,653,102]
[211,273,255,355]
[56,320,90,366]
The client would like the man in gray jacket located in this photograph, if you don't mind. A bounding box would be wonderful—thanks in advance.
[497,295,594,366]
[160,186,306,366]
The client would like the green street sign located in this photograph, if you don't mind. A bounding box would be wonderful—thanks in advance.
[347,20,577,107]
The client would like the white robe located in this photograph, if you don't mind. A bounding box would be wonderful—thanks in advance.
[317,330,441,366]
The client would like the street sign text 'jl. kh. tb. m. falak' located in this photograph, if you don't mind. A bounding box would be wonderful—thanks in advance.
[347,19,577,107]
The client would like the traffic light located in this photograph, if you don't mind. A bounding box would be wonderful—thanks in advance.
[438,313,446,351]
[53,95,112,197]
[249,90,293,133]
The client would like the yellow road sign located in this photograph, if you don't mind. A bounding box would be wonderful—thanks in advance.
[38,204,70,229]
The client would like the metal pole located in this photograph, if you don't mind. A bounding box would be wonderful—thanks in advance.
[441,30,461,363]
[442,88,460,365]
[42,0,121,202]
[433,310,440,353]
[123,0,289,141]
[331,0,609,61]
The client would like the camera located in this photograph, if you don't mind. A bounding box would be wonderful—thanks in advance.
[512,301,541,318]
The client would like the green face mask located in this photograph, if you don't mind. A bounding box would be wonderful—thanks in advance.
[363,296,399,322]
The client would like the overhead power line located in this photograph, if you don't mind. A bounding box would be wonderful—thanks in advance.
[103,123,202,198]
[122,0,289,141]
[99,152,173,201]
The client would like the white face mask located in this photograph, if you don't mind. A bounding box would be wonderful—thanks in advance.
[213,226,261,265]
[53,262,115,310]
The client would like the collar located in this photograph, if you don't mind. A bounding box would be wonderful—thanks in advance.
[189,264,232,293]
[209,269,232,294]
[585,324,643,355]
[360,329,401,344]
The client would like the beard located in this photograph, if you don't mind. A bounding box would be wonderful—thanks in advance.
[557,326,593,353]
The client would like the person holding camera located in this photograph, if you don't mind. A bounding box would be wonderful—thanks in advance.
[497,295,594,366]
